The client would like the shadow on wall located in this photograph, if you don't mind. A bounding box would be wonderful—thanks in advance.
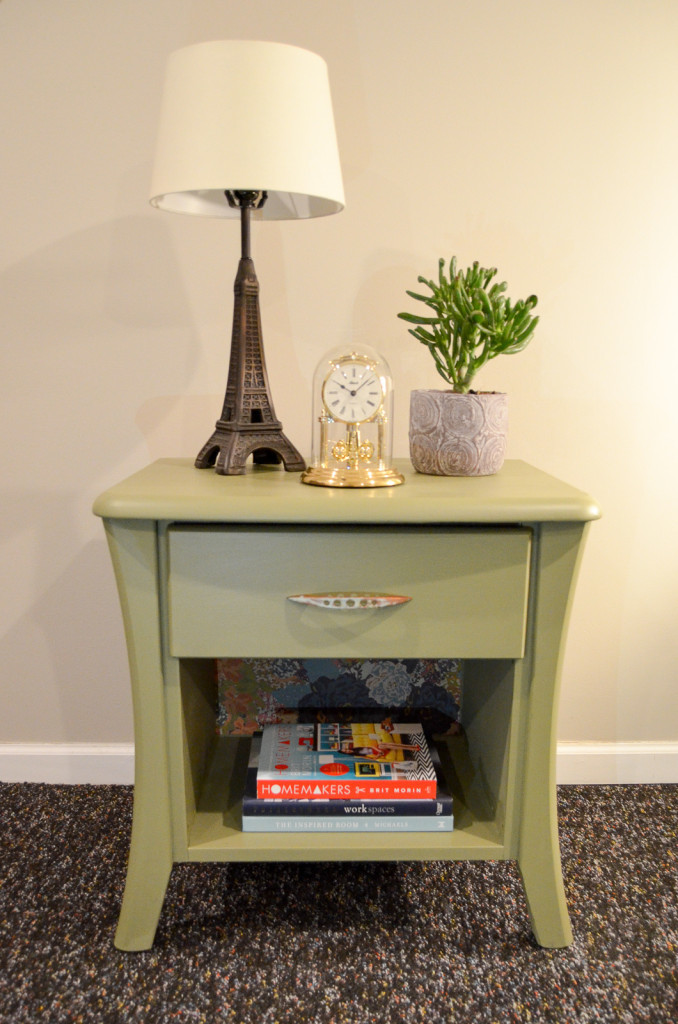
[0,495,132,743]
[0,215,202,741]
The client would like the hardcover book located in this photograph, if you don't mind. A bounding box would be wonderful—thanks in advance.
[255,721,437,800]
[243,735,453,817]
[241,815,454,833]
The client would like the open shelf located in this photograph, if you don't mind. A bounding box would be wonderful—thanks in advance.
[184,733,506,863]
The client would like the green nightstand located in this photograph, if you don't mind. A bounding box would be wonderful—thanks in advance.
[93,458,599,950]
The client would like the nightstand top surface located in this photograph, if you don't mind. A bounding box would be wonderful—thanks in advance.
[93,458,600,524]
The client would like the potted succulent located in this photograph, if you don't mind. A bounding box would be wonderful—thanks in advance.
[398,257,538,476]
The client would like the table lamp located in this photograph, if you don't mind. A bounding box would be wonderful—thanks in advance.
[149,40,345,475]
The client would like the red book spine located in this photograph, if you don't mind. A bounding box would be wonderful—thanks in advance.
[256,778,437,800]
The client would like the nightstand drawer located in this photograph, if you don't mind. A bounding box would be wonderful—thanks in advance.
[166,525,531,659]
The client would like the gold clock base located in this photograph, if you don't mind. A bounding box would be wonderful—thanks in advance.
[300,465,405,488]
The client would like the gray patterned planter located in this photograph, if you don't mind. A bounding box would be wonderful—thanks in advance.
[409,389,508,476]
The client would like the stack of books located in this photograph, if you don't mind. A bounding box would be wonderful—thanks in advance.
[241,720,454,832]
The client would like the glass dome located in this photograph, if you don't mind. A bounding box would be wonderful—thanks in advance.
[301,344,404,487]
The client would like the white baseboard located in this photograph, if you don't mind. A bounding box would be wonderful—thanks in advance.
[0,743,135,784]
[555,741,678,785]
[0,741,677,786]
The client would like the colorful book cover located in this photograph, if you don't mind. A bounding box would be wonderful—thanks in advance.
[256,722,437,799]
[243,736,453,817]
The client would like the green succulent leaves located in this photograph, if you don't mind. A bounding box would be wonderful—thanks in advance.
[398,257,538,393]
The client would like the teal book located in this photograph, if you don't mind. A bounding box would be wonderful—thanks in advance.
[242,814,453,833]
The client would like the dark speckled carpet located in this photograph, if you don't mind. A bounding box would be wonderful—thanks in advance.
[0,783,676,1023]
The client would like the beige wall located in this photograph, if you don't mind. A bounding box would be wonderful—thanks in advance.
[1,0,676,746]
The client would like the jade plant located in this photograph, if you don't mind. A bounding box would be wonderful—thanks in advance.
[398,257,539,393]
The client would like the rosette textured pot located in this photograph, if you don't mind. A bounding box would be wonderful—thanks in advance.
[409,390,508,476]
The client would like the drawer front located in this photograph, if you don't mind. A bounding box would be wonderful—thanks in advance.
[166,525,531,659]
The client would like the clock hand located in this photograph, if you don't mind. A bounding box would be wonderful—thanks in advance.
[334,381,360,396]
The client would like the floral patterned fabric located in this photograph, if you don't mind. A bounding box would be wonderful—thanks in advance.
[216,658,462,737]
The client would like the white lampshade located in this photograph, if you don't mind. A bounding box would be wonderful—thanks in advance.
[150,40,345,220]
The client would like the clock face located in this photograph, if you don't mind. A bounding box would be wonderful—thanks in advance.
[322,359,383,424]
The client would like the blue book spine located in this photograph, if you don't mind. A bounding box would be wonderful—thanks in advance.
[242,815,454,833]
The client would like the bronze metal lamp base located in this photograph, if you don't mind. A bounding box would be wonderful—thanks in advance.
[195,418,306,476]
[195,191,305,476]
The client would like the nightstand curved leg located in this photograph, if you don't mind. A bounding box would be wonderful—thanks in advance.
[514,523,588,948]
[518,841,572,948]
[104,519,174,951]
[114,836,173,951]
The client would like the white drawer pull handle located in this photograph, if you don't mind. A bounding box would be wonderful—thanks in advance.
[288,592,412,610]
